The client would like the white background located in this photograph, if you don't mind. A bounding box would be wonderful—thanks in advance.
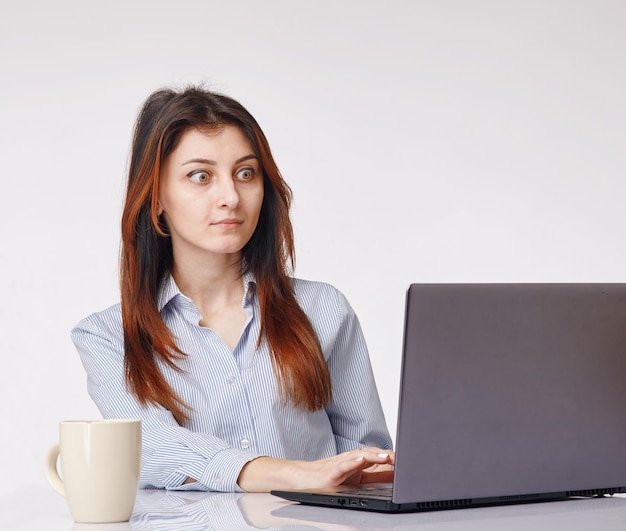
[1,0,624,499]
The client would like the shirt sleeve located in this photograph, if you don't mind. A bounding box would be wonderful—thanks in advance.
[321,287,393,453]
[71,313,262,492]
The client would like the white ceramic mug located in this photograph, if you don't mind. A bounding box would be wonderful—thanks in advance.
[45,419,142,523]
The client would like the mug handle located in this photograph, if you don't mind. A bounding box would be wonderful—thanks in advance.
[45,444,66,496]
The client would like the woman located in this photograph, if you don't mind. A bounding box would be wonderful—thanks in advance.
[72,85,394,492]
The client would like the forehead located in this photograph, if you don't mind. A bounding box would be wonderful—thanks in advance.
[168,125,255,161]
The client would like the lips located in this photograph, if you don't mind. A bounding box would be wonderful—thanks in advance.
[212,218,243,228]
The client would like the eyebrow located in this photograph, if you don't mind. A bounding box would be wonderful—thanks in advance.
[182,154,258,166]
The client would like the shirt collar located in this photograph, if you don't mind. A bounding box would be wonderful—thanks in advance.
[157,274,181,311]
[157,270,257,312]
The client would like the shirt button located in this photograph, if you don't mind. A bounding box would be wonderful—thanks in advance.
[241,438,250,449]
[213,476,222,487]
[227,375,236,384]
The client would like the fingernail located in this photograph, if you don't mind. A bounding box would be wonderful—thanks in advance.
[355,456,364,462]
[378,453,389,458]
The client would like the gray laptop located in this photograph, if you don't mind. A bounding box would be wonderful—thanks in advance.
[272,284,626,512]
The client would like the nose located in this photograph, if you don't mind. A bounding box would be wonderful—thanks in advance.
[216,176,239,208]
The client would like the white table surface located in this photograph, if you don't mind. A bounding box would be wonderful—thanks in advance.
[2,486,626,530]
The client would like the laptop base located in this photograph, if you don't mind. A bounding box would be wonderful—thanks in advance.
[271,487,626,514]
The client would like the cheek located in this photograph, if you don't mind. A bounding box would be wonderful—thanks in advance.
[160,186,206,217]
[160,196,203,230]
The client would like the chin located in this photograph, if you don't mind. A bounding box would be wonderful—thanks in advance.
[207,244,247,256]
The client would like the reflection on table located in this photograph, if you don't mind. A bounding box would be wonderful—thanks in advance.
[100,489,626,531]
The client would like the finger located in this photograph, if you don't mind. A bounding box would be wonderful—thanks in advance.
[369,448,395,464]
[330,449,394,483]
[353,449,394,465]
[381,450,395,465]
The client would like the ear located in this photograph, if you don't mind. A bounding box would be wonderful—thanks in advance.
[156,201,163,216]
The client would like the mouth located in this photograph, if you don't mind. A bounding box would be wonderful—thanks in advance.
[212,218,243,228]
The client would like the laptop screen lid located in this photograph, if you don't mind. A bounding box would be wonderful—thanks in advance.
[393,283,626,505]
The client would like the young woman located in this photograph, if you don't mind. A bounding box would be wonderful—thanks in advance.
[71,85,394,492]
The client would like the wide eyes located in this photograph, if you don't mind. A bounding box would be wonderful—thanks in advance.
[187,167,256,183]
[188,170,209,184]
[236,168,255,181]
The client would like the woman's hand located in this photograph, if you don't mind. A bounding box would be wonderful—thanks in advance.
[237,447,395,492]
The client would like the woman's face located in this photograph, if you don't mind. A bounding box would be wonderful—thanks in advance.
[158,125,264,265]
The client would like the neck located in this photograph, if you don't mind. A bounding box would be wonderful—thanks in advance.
[171,252,245,312]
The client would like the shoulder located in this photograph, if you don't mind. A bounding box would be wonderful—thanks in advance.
[292,278,350,316]
[291,278,357,342]
[71,302,124,347]
[289,279,368,360]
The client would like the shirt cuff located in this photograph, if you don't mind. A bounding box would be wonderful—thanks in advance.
[166,448,262,492]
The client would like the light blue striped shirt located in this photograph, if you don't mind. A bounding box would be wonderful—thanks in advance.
[71,274,392,492]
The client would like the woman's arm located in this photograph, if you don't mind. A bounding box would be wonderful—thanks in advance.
[237,448,394,492]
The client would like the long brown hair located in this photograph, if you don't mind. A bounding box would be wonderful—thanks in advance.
[120,86,331,424]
